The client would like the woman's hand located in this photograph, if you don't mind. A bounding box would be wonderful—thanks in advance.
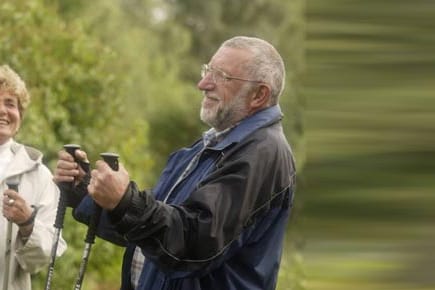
[3,189,34,238]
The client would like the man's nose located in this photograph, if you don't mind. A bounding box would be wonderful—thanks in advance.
[197,74,215,91]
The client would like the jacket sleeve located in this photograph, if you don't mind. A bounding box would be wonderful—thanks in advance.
[14,165,67,273]
[73,195,128,247]
[108,136,295,273]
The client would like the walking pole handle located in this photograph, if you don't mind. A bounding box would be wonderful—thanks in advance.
[73,153,119,290]
[100,152,119,171]
[3,177,20,290]
[84,153,119,243]
[6,180,19,191]
[54,144,81,229]
[44,144,80,290]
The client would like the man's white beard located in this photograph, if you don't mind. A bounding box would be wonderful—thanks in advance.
[200,92,249,131]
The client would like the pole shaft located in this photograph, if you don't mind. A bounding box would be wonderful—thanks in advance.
[3,178,19,290]
[44,144,80,290]
[72,152,119,290]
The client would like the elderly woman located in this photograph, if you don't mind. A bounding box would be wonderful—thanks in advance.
[0,65,66,290]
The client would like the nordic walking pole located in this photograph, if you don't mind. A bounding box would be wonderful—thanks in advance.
[44,144,81,290]
[73,152,119,290]
[3,177,19,290]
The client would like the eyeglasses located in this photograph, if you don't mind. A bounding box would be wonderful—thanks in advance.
[201,64,263,84]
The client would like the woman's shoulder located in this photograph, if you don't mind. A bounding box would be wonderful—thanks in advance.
[11,141,43,162]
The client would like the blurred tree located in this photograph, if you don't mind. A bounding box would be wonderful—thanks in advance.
[0,1,124,161]
[0,1,129,289]
[300,1,435,290]
[53,0,201,185]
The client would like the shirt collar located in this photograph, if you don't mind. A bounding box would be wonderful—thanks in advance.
[205,105,283,150]
[202,126,235,147]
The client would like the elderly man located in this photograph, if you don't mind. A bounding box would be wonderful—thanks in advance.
[55,36,296,290]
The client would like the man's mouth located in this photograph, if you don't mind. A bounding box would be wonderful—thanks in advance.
[203,93,220,102]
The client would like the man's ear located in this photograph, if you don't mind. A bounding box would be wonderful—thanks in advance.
[249,84,271,111]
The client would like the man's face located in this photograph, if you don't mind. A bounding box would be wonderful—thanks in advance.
[197,47,256,131]
[0,91,21,144]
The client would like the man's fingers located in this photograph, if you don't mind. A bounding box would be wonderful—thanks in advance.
[76,150,89,163]
[59,150,75,161]
[58,159,79,170]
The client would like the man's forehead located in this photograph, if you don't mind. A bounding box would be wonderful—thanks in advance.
[210,47,252,71]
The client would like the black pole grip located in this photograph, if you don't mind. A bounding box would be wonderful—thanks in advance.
[53,191,68,229]
[6,180,19,192]
[54,144,81,229]
[84,152,119,244]
[62,143,81,190]
[100,152,119,170]
[64,144,81,160]
[65,144,90,173]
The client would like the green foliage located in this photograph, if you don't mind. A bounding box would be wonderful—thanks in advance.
[1,1,128,289]
[66,0,203,183]
[31,211,125,290]
[0,0,125,165]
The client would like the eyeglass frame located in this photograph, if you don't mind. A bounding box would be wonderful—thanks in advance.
[201,64,264,84]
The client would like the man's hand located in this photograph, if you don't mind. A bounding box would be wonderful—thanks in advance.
[88,161,130,210]
[54,149,89,185]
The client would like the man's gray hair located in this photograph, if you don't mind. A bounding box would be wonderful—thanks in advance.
[221,36,286,105]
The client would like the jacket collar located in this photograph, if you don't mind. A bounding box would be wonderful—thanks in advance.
[3,141,42,179]
[210,105,283,150]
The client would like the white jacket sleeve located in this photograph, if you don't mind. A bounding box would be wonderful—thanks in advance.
[14,164,67,273]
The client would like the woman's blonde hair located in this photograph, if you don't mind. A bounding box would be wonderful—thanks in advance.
[0,65,31,116]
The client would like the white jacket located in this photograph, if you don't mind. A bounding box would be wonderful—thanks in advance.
[0,141,67,290]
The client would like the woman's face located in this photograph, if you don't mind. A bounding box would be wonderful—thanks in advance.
[0,91,21,145]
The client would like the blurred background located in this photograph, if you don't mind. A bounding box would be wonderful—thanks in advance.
[1,0,434,289]
[301,1,435,290]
